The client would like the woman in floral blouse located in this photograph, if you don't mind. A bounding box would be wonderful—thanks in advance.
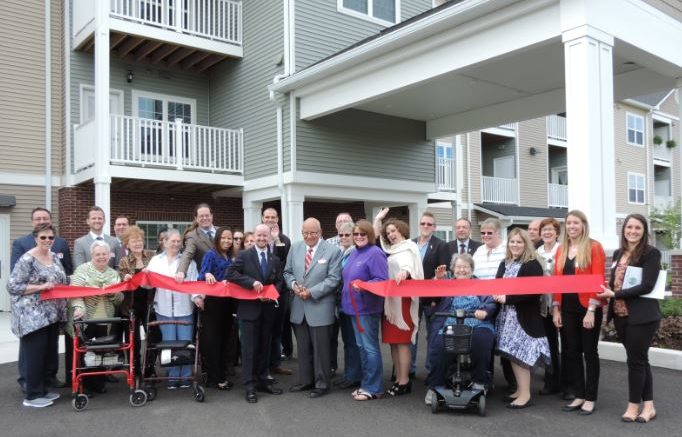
[8,223,67,408]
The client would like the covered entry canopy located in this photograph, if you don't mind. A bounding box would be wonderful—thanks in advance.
[271,0,682,247]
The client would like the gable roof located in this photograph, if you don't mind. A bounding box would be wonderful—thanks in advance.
[630,90,672,107]
[474,203,567,220]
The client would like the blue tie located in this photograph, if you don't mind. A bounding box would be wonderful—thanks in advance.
[260,251,268,277]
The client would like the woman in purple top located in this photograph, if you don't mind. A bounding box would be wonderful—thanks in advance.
[342,219,388,401]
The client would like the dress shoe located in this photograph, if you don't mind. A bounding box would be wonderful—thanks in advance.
[257,385,283,395]
[246,391,258,403]
[579,406,596,416]
[270,366,293,375]
[635,412,656,423]
[289,383,314,392]
[507,400,533,409]
[334,379,360,389]
[562,402,584,412]
[309,388,329,398]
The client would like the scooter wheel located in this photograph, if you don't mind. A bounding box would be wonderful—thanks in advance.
[145,386,157,402]
[430,392,440,414]
[72,394,88,412]
[194,385,206,402]
[477,394,486,417]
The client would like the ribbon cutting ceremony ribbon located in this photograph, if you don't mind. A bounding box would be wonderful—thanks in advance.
[40,271,279,301]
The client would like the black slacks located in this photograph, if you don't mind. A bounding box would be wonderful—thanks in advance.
[21,323,60,400]
[562,308,602,401]
[293,318,333,390]
[613,316,660,403]
[200,296,234,385]
[240,311,274,391]
[543,314,562,390]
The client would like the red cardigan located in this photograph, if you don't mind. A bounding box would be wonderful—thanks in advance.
[552,240,606,309]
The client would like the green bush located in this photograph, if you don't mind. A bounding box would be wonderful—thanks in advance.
[660,297,682,317]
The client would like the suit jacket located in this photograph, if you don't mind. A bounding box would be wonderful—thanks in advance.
[178,228,214,275]
[283,239,343,327]
[447,238,482,259]
[271,233,291,270]
[73,233,120,269]
[413,235,450,306]
[496,258,545,338]
[608,246,662,325]
[11,233,73,275]
[226,247,284,321]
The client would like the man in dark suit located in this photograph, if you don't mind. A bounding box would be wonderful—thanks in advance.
[262,207,294,375]
[176,203,216,281]
[283,218,342,398]
[10,207,72,392]
[447,217,483,258]
[410,211,450,376]
[226,224,285,403]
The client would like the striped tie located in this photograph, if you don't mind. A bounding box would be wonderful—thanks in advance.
[305,247,313,272]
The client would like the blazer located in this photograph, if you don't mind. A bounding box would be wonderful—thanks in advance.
[413,235,450,306]
[73,233,120,269]
[446,239,482,259]
[608,246,662,325]
[178,228,214,275]
[283,239,343,327]
[11,233,73,275]
[552,240,606,309]
[496,258,546,338]
[226,247,285,321]
[271,233,291,270]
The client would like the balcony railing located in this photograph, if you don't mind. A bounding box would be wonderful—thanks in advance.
[652,144,672,162]
[548,183,568,208]
[481,176,518,204]
[654,195,673,210]
[73,115,243,174]
[436,157,456,191]
[499,123,517,130]
[546,115,567,141]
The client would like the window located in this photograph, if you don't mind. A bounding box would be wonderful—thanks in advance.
[626,112,644,146]
[136,221,192,251]
[434,228,451,242]
[436,141,453,160]
[627,172,645,204]
[338,0,399,26]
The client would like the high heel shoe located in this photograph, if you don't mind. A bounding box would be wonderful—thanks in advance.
[386,381,411,396]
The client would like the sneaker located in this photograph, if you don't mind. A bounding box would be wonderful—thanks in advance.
[44,392,60,401]
[23,397,54,408]
[425,389,435,405]
[471,383,486,392]
[167,383,179,390]
[179,383,191,389]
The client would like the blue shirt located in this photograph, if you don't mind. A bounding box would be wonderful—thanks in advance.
[198,250,232,282]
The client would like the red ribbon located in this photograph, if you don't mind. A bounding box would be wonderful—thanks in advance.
[40,271,279,301]
[348,274,604,333]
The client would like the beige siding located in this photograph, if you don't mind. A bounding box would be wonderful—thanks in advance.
[614,104,648,216]
[517,118,548,207]
[467,132,482,203]
[658,90,679,116]
[0,185,60,243]
[0,0,63,175]
[642,0,682,21]
[429,207,454,229]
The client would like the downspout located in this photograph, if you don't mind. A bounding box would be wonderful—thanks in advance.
[44,0,52,208]
[466,133,472,222]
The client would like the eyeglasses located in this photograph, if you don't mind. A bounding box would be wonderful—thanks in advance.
[38,235,55,241]
[234,237,243,240]
[352,232,367,237]
[481,231,495,236]
[419,222,434,227]
[338,233,351,238]
[302,231,319,237]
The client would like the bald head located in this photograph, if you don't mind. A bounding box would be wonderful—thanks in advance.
[254,224,271,249]
[302,218,322,247]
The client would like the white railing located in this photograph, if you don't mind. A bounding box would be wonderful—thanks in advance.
[654,195,673,210]
[660,250,671,268]
[109,115,243,173]
[481,176,518,204]
[73,120,97,172]
[436,157,456,191]
[499,123,517,130]
[548,183,568,208]
[546,115,567,141]
[110,0,242,45]
[652,144,672,162]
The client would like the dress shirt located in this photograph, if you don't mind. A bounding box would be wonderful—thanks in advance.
[148,252,199,317]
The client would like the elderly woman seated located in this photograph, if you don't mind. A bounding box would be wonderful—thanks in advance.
[68,240,124,394]
[424,253,497,404]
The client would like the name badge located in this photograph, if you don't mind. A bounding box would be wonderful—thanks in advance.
[610,261,617,269]
[318,258,327,264]
[110,253,116,258]
[57,252,64,259]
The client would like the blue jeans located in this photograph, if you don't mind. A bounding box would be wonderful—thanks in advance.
[410,304,432,375]
[339,312,362,382]
[156,314,194,383]
[352,314,383,394]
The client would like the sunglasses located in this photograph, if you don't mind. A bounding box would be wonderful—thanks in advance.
[352,232,368,237]
[234,237,243,240]
[338,233,351,238]
[419,222,434,227]
[38,235,55,241]
[481,231,494,236]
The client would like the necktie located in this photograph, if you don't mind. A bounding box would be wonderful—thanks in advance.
[260,251,268,277]
[305,247,313,272]
[96,236,103,241]
[459,243,465,254]
[207,230,214,240]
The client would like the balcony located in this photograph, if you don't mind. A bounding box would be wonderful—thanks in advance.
[548,183,568,208]
[652,144,672,162]
[654,195,673,210]
[73,0,243,71]
[481,176,518,204]
[73,115,243,183]
[546,115,567,142]
[436,157,456,191]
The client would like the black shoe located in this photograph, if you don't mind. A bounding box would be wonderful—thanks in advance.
[330,368,337,377]
[539,386,560,395]
[335,379,360,389]
[507,400,533,409]
[246,391,258,403]
[562,402,584,412]
[309,388,329,398]
[502,395,518,403]
[289,383,314,392]
[579,406,596,416]
[257,385,283,395]
[386,381,411,396]
[216,380,233,391]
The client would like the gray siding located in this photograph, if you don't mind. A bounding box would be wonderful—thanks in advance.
[295,0,432,71]
[517,118,548,208]
[614,104,648,216]
[296,109,433,182]
[209,1,283,180]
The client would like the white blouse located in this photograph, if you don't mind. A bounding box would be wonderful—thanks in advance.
[148,252,198,318]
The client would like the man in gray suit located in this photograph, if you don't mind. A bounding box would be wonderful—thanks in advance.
[176,202,216,281]
[283,218,342,398]
[73,206,121,268]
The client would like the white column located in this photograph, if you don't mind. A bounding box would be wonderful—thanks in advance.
[677,84,682,248]
[563,26,618,249]
[455,134,465,220]
[285,187,304,243]
[243,201,263,233]
[408,201,428,239]
[94,0,112,233]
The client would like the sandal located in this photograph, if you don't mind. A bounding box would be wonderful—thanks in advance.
[353,389,381,401]
[386,381,412,397]
[217,381,233,391]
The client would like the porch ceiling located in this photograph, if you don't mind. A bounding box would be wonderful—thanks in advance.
[111,178,235,195]
[77,32,229,73]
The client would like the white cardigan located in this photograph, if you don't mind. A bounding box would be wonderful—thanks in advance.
[148,251,198,318]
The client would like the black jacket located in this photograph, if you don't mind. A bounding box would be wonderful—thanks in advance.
[608,246,662,325]
[413,235,450,306]
[495,258,545,338]
[446,239,482,259]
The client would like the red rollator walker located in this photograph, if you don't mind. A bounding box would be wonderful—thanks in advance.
[71,315,148,411]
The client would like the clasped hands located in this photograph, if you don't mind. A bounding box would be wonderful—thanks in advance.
[292,282,312,300]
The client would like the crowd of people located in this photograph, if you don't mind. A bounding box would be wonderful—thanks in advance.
[6,204,662,423]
